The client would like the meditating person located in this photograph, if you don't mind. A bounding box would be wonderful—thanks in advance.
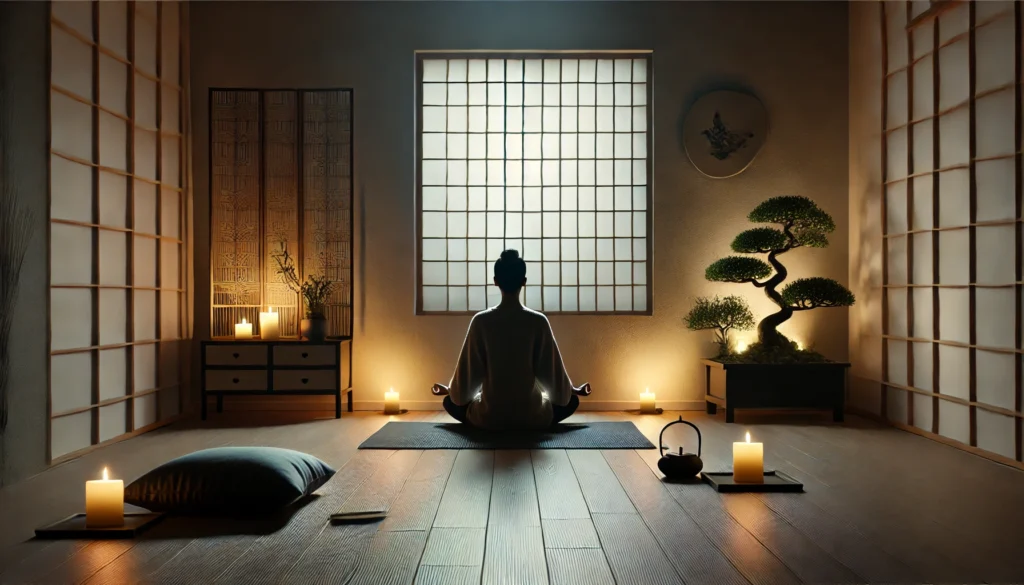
[431,249,592,430]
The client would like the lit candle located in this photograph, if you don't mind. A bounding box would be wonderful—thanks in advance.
[234,317,252,340]
[733,432,764,483]
[639,388,656,413]
[85,467,124,527]
[384,388,400,414]
[259,307,280,340]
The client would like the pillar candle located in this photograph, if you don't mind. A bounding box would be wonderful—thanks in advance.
[639,389,656,413]
[259,307,280,340]
[85,467,124,527]
[234,317,253,340]
[384,389,400,414]
[732,432,764,483]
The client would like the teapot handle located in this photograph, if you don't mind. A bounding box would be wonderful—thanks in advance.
[658,416,702,457]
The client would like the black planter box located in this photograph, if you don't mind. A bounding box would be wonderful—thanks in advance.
[702,359,850,422]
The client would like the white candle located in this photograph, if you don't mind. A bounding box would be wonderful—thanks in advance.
[259,307,280,340]
[733,431,764,483]
[234,317,253,340]
[384,389,400,414]
[85,467,124,527]
[639,389,656,413]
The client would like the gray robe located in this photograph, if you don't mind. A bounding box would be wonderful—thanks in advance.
[447,304,575,430]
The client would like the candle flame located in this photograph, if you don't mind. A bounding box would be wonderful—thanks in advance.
[269,306,274,312]
[102,467,109,480]
[242,317,248,324]
[745,432,751,443]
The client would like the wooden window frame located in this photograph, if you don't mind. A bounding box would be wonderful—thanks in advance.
[414,51,654,316]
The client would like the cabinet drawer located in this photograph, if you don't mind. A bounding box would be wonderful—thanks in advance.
[273,345,336,366]
[206,370,267,391]
[273,370,337,391]
[206,345,268,366]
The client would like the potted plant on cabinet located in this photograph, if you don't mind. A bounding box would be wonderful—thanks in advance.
[272,242,333,342]
[694,196,855,422]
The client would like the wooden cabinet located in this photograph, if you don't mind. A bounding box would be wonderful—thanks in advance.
[201,339,352,419]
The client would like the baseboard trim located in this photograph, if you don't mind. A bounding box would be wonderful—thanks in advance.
[847,406,1024,472]
[352,399,706,412]
[203,395,706,413]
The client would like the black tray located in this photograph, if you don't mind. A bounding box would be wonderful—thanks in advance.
[36,513,164,539]
[701,470,803,492]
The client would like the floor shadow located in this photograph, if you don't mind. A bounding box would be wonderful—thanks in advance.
[136,493,321,538]
[173,412,342,431]
[659,475,704,486]
[436,422,594,450]
[725,411,856,427]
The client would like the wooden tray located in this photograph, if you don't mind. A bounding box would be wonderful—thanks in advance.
[701,470,804,492]
[36,513,164,539]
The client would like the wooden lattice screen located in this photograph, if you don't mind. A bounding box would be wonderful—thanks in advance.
[210,89,353,339]
[880,0,1022,464]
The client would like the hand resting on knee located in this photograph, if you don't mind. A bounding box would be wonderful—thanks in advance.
[435,382,589,398]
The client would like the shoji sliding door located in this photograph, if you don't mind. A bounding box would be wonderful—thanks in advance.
[49,1,190,461]
[880,1,1021,464]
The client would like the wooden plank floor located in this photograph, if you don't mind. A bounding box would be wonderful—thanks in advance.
[2,409,1023,584]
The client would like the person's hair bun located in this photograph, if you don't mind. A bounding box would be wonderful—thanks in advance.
[500,249,520,261]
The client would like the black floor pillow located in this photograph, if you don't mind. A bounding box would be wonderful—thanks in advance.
[125,446,335,516]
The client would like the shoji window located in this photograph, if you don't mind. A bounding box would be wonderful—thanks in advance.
[210,89,354,339]
[415,54,652,314]
[49,1,189,461]
[881,1,1021,462]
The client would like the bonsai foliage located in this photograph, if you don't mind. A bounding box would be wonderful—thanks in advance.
[684,296,755,357]
[705,196,855,348]
[271,241,333,319]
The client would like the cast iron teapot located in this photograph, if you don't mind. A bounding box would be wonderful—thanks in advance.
[657,416,703,479]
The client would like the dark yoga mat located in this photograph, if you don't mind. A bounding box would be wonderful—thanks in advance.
[359,422,655,450]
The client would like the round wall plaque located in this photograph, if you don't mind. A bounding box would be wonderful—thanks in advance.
[683,90,769,179]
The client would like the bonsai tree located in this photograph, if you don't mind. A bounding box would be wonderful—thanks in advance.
[684,295,755,357]
[704,196,854,350]
[271,241,333,319]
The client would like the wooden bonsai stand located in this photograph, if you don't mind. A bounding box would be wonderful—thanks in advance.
[702,359,850,423]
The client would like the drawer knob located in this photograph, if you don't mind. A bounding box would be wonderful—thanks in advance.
[232,377,240,384]
[301,378,309,384]
[301,352,309,358]
[232,352,240,359]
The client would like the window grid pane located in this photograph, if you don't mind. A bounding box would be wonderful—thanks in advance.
[419,54,651,313]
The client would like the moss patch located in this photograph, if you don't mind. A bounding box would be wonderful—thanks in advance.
[714,342,830,364]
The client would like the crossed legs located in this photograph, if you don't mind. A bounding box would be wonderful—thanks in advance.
[440,391,582,427]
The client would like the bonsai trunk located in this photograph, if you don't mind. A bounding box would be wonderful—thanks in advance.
[758,250,793,347]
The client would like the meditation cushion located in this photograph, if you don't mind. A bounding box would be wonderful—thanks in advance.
[125,446,335,515]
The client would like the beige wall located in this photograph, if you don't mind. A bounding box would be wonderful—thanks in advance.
[848,0,886,417]
[0,1,50,486]
[190,1,850,409]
